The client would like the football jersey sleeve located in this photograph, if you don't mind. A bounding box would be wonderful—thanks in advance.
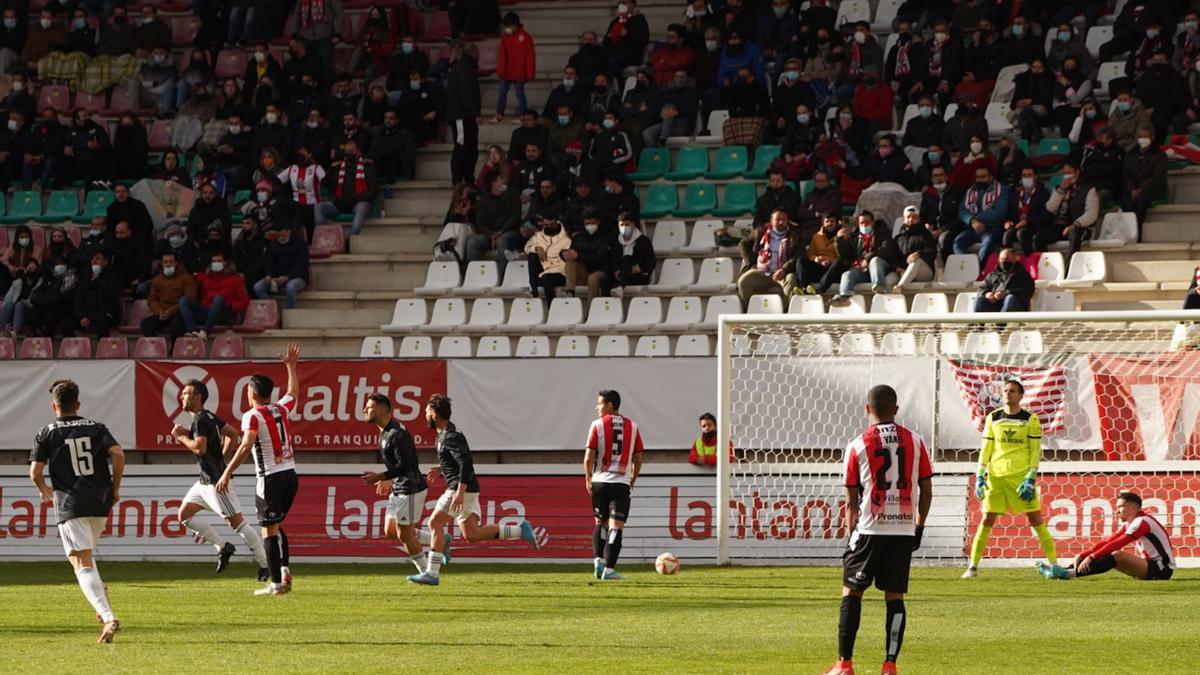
[586,421,598,451]
[240,409,258,433]
[843,444,861,487]
[1026,411,1043,471]
[632,427,645,454]
[97,424,117,457]
[1123,517,1151,538]
[29,427,50,463]
[276,394,297,414]
[917,436,933,480]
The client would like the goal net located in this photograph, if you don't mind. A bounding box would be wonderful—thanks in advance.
[715,310,1200,566]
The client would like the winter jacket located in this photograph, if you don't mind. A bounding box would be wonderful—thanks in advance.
[852,81,893,129]
[570,228,619,274]
[754,187,800,226]
[446,55,481,120]
[497,26,536,82]
[147,268,197,318]
[836,228,897,268]
[524,229,572,276]
[1080,141,1125,195]
[73,267,120,319]
[649,45,694,86]
[263,236,310,282]
[958,180,1011,229]
[195,270,250,315]
[894,223,938,271]
[979,262,1034,306]
[1123,146,1168,196]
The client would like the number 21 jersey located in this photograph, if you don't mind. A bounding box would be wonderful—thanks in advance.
[29,416,118,524]
[842,422,932,536]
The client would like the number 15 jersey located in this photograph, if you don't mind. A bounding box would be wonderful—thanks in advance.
[30,416,118,524]
[842,422,932,536]
[241,395,297,477]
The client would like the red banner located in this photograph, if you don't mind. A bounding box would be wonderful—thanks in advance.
[965,472,1200,559]
[134,360,447,450]
[1087,353,1200,460]
[948,360,1068,433]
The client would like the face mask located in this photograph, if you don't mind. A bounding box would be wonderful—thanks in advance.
[1058,31,1071,42]
[783,70,799,82]
[1116,101,1131,113]
[307,120,319,129]
[211,261,225,272]
[74,18,86,29]
[975,180,990,190]
[89,228,101,238]
[617,3,629,15]
[772,222,788,233]
[854,31,867,44]
[584,224,599,235]
[557,114,572,126]
[2,18,14,29]
[168,235,184,248]
[11,81,22,92]
[1021,177,1035,189]
[544,225,561,236]
[1082,108,1096,120]
[496,183,508,194]
[796,113,809,124]
[90,264,102,275]
[1137,137,1152,148]
[839,112,853,121]
[933,181,947,192]
[773,6,786,17]
[39,18,51,29]
[265,112,278,124]
[1146,29,1159,39]
[1001,261,1016,271]
[17,236,30,247]
[53,264,67,276]
[504,27,515,35]
[970,141,984,154]
[152,53,166,65]
[228,125,241,134]
[257,190,270,202]
[927,150,941,162]
[705,40,720,52]
[162,265,176,276]
[859,224,873,235]
[620,225,634,237]
[604,185,615,193]
[401,42,414,54]
[934,31,949,43]
[407,79,422,91]
[1012,25,1025,37]
[918,106,932,118]
[602,119,615,129]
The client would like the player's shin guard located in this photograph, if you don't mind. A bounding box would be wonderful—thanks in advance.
[885,599,906,664]
[278,529,290,566]
[265,535,282,584]
[236,522,268,567]
[969,524,992,566]
[182,518,227,551]
[76,567,114,623]
[1075,554,1118,577]
[1032,524,1058,563]
[838,595,862,660]
[592,524,606,559]
[603,527,623,571]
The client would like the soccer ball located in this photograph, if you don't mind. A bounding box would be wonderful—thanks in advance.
[655,552,680,575]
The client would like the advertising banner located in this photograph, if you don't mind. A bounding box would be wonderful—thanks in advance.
[0,361,134,450]
[1086,353,1200,461]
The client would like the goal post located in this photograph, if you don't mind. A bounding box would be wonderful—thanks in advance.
[716,309,1200,566]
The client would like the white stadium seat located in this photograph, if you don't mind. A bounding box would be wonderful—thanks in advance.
[414,261,461,296]
[788,295,826,315]
[452,261,499,296]
[359,336,394,358]
[380,298,427,332]
[756,333,793,355]
[828,295,865,314]
[544,297,584,332]
[1061,251,1107,287]
[462,298,506,333]
[699,294,743,329]
[582,297,624,331]
[880,332,917,355]
[624,297,664,330]
[397,336,434,358]
[648,258,697,292]
[839,333,876,355]
[1035,290,1075,312]
[869,294,908,314]
[1085,25,1112,59]
[964,331,1002,355]
[515,335,550,357]
[795,333,834,355]
[675,334,712,356]
[663,296,703,329]
[1005,330,1044,354]
[910,292,949,314]
[691,257,736,293]
[476,336,512,358]
[634,335,672,357]
[651,220,688,253]
[747,294,784,315]
[503,297,546,331]
[684,219,723,252]
[1034,252,1067,287]
[555,335,591,357]
[426,298,467,331]
[953,292,978,313]
[495,260,531,297]
[937,254,980,289]
[436,336,472,358]
[595,335,632,357]
[1094,211,1137,247]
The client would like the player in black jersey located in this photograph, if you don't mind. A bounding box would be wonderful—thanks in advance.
[28,379,125,643]
[171,379,269,580]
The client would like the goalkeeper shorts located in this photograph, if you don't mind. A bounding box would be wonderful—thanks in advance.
[982,473,1041,514]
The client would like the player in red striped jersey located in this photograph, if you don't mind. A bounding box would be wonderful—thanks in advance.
[824,385,933,675]
[1038,491,1176,581]
[584,389,644,581]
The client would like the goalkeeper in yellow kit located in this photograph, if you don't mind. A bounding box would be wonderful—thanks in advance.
[962,379,1058,578]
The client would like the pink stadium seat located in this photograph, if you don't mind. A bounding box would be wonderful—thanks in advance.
[134,337,168,359]
[334,47,355,75]
[215,49,247,79]
[58,337,92,359]
[19,337,53,359]
[148,119,173,151]
[0,336,13,359]
[28,226,46,252]
[74,91,106,115]
[0,228,8,251]
[64,226,81,247]
[234,299,280,333]
[173,16,201,47]
[104,86,134,115]
[171,336,206,359]
[120,300,151,334]
[210,335,245,359]
[425,11,452,41]
[308,224,344,258]
[476,43,498,76]
[38,85,70,114]
[95,337,129,359]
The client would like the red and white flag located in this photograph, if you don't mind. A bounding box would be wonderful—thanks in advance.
[948,361,1068,433]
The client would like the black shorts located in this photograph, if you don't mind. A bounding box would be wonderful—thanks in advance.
[256,469,298,526]
[1143,558,1174,581]
[591,481,631,523]
[842,532,914,593]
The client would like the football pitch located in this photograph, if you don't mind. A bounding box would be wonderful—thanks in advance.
[1,562,1195,673]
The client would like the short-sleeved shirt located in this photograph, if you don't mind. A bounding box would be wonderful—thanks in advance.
[191,409,228,485]
[240,394,297,477]
[29,416,119,524]
[842,422,932,536]
[379,420,427,495]
[587,414,645,486]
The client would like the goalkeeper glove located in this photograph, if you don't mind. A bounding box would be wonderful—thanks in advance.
[1017,471,1037,501]
[974,474,987,500]
[912,525,924,551]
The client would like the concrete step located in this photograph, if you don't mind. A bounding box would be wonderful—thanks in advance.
[1142,220,1200,244]
[293,292,400,313]
[1143,203,1199,225]
[1110,259,1198,283]
[349,227,442,255]
[1078,299,1183,311]
[312,258,429,292]
[1166,169,1200,203]
[282,307,394,329]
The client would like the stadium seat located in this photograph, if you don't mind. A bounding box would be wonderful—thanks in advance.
[1084,25,1112,58]
[707,146,748,179]
[756,333,793,355]
[953,292,978,313]
[624,297,664,331]
[910,292,950,314]
[544,297,583,333]
[836,0,871,25]
[730,332,752,355]
[425,11,452,41]
[788,295,825,314]
[414,261,462,296]
[674,183,718,218]
[595,335,632,357]
[699,294,742,329]
[426,298,467,331]
[635,335,671,357]
[476,336,512,358]
[104,86,137,115]
[712,182,756,217]
[1095,61,1125,96]
[1094,211,1138,247]
[942,102,958,121]
[38,84,70,113]
[691,257,735,293]
[829,295,866,314]
[173,15,201,46]
[308,224,345,258]
[984,102,1013,137]
[964,331,1002,354]
[231,189,253,209]
[57,337,91,359]
[936,254,981,289]
[380,298,427,332]
[651,220,687,253]
[745,145,781,179]
[172,337,205,359]
[675,334,712,356]
[502,297,546,332]
[747,294,784,315]
[683,219,722,253]
[640,184,678,219]
[991,64,1027,105]
[215,48,247,79]
[436,336,472,358]
[453,261,500,297]
[397,336,434,358]
[1035,290,1075,312]
[0,336,14,359]
[462,298,506,333]
[703,111,730,142]
[95,337,128,359]
[795,333,834,355]
[75,190,113,223]
[666,146,709,181]
[210,335,245,359]
[2,191,41,224]
[148,119,173,151]
[872,0,903,32]
[1031,137,1071,169]
[647,258,696,292]
[581,297,624,331]
[360,336,395,358]
[662,296,703,329]
[120,299,151,334]
[1034,252,1067,287]
[628,148,670,181]
[74,91,106,116]
[554,335,591,357]
[514,335,550,358]
[37,191,79,224]
[134,337,168,359]
[880,332,917,355]
[1005,330,1044,354]
[869,294,908,314]
[840,333,876,355]
[494,260,531,297]
[1061,251,1107,287]
[18,337,51,359]
[234,300,279,332]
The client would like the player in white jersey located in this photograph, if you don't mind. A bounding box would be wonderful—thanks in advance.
[825,385,933,675]
[1038,491,1176,581]
[584,389,644,581]
[217,342,301,596]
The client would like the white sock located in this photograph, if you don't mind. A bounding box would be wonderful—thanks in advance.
[604,567,616,575]
[236,522,267,567]
[498,524,521,540]
[411,551,428,574]
[426,551,443,577]
[418,529,432,546]
[182,518,226,551]
[76,567,114,623]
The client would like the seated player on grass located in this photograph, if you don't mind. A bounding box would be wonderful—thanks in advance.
[1037,491,1175,581]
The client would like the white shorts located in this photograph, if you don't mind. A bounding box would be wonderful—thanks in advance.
[182,481,243,520]
[385,489,428,526]
[58,516,106,556]
[434,490,481,525]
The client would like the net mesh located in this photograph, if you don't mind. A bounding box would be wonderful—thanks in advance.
[721,314,1200,565]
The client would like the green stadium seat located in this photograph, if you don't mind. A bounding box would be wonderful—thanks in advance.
[36,190,80,223]
[1046,174,1064,191]
[1031,137,1070,169]
[232,190,252,206]
[665,146,708,181]
[799,180,813,199]
[674,182,718,218]
[712,182,758,216]
[745,145,781,179]
[1,191,41,224]
[74,190,113,223]
[706,145,748,179]
[640,184,678,219]
[628,148,670,181]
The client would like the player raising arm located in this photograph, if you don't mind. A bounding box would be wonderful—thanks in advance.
[217,342,302,596]
[29,379,125,643]
[1038,491,1175,581]
[824,385,933,675]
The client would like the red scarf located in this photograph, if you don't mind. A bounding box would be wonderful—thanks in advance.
[855,232,873,264]
[894,42,912,77]
[928,40,944,77]
[336,156,367,200]
[1017,187,1035,218]
[964,181,1002,216]
[607,18,625,45]
[300,0,326,26]
[849,43,862,77]
[756,227,790,274]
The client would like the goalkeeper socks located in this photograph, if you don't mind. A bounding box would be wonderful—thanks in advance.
[76,567,114,623]
[592,525,607,559]
[265,535,282,584]
[1033,524,1058,563]
[604,527,623,570]
[885,599,906,663]
[182,518,226,551]
[278,529,290,566]
[969,524,993,566]
[236,522,268,567]
[838,595,862,660]
[1075,554,1117,577]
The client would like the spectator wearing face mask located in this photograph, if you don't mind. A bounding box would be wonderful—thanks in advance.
[508,109,549,162]
[21,9,64,70]
[613,213,655,294]
[1079,127,1124,205]
[1009,58,1054,143]
[588,112,634,173]
[75,217,111,271]
[599,172,640,231]
[903,97,945,165]
[215,112,254,190]
[386,36,430,101]
[351,4,395,83]
[132,47,184,117]
[920,22,963,109]
[1002,167,1053,253]
[244,41,283,95]
[603,1,650,73]
[0,109,27,190]
[22,107,64,190]
[188,182,233,245]
[838,22,884,102]
[97,6,136,57]
[1,72,35,125]
[754,0,798,75]
[562,207,619,300]
[567,31,608,89]
[974,247,1034,313]
[0,8,27,74]
[27,254,76,338]
[254,222,309,308]
[466,170,523,278]
[106,220,151,295]
[1046,161,1100,258]
[180,252,249,342]
[886,20,928,106]
[494,12,536,123]
[620,67,664,145]
[1001,16,1043,68]
[832,210,897,304]
[942,96,988,156]
[1135,51,1185,143]
[1121,125,1167,226]
[951,134,996,190]
[689,413,719,466]
[135,5,172,54]
[754,169,800,231]
[864,133,913,189]
[4,224,38,275]
[63,9,96,56]
[524,211,572,301]
[321,140,377,236]
[1050,56,1093,139]
[0,257,39,336]
[141,251,197,340]
[717,30,764,88]
[542,66,588,119]
[153,222,202,280]
[995,135,1030,189]
[682,0,718,49]
[548,104,585,168]
[232,214,266,296]
[64,250,120,338]
[1107,89,1152,152]
[956,165,1010,265]
[771,58,812,134]
[736,209,801,303]
[892,205,938,294]
[914,143,952,191]
[107,183,155,251]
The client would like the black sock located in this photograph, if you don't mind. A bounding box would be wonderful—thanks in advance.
[1076,554,1117,577]
[279,529,289,565]
[838,595,862,660]
[603,527,623,569]
[265,535,281,584]
[592,524,606,559]
[885,599,906,664]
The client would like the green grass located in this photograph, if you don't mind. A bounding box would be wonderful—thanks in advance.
[0,562,1195,673]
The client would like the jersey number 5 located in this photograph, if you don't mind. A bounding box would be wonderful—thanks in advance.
[66,437,94,477]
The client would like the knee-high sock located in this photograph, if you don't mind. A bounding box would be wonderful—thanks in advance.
[182,517,226,551]
[592,524,606,559]
[495,524,521,540]
[969,524,992,566]
[265,535,282,584]
[426,551,444,577]
[1074,553,1117,577]
[885,599,907,664]
[838,595,862,661]
[76,567,114,623]
[1033,524,1057,563]
[278,529,289,566]
[236,522,267,567]
[418,528,432,546]
[410,550,428,574]
[603,527,623,570]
